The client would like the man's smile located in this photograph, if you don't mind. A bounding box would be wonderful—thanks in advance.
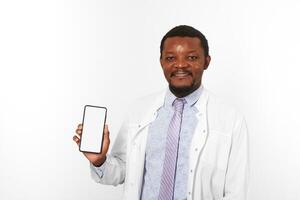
[171,71,192,78]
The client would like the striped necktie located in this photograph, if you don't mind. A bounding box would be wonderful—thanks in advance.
[158,98,186,200]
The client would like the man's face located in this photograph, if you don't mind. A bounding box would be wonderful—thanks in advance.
[160,37,210,96]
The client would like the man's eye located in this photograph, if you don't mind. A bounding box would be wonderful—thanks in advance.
[166,56,175,61]
[188,56,198,60]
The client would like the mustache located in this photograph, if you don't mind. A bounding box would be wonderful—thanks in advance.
[171,70,192,77]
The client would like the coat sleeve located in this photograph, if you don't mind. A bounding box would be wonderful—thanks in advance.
[90,116,130,186]
[222,115,250,200]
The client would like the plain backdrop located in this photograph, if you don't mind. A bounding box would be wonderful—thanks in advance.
[1,0,300,199]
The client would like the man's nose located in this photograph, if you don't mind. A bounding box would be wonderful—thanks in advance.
[175,58,188,68]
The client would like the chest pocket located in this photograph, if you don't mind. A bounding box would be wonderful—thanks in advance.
[201,130,232,170]
[126,123,149,183]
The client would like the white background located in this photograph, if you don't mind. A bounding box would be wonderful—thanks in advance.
[0,0,300,199]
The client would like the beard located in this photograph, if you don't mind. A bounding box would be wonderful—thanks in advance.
[169,79,199,97]
[169,84,192,94]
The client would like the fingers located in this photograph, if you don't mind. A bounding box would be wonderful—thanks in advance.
[73,135,80,145]
[76,124,83,135]
[73,123,83,146]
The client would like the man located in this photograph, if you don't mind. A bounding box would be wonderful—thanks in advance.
[73,25,249,200]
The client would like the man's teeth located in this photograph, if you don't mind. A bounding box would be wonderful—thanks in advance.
[174,72,189,77]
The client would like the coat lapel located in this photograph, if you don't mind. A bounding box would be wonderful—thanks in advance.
[131,90,166,141]
[128,90,166,199]
[187,88,209,199]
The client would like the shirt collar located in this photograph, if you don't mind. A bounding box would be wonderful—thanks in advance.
[164,84,204,108]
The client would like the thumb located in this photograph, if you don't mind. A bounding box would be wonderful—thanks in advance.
[102,124,110,151]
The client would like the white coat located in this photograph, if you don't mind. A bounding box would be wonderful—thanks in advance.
[90,87,249,200]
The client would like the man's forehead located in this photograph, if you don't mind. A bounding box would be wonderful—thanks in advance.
[163,37,202,52]
[164,37,201,47]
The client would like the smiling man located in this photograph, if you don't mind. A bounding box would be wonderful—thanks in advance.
[73,25,249,200]
[160,35,210,98]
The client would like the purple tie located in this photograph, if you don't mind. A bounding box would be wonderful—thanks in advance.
[158,98,186,200]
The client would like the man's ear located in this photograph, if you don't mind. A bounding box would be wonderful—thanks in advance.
[204,55,211,70]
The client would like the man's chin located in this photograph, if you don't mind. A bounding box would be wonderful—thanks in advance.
[169,84,194,96]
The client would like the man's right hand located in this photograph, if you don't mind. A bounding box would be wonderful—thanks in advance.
[73,123,110,167]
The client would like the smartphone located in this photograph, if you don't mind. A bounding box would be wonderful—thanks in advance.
[79,105,107,154]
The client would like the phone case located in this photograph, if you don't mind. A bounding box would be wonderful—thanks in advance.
[79,105,107,154]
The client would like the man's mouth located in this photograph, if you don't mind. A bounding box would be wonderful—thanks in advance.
[171,71,191,78]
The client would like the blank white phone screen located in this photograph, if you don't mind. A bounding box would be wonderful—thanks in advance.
[80,106,107,153]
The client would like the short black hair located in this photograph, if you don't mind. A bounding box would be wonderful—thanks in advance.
[160,25,209,58]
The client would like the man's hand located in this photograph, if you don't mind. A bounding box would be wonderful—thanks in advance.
[73,124,110,167]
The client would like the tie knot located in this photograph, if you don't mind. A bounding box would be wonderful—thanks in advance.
[172,98,186,112]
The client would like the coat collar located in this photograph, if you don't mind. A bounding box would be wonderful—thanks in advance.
[136,86,209,133]
[164,85,204,108]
